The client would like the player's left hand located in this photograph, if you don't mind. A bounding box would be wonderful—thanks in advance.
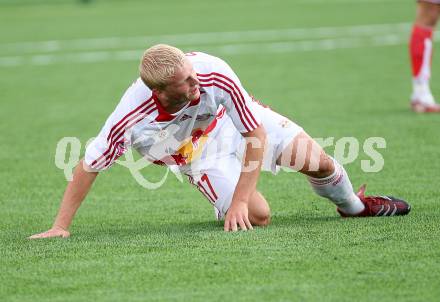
[224,201,253,232]
[28,226,70,239]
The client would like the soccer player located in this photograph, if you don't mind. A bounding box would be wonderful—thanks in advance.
[410,0,440,112]
[29,44,410,239]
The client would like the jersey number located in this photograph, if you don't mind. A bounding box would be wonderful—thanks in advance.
[189,173,218,204]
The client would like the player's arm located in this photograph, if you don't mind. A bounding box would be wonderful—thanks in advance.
[28,160,98,239]
[28,80,144,239]
[224,124,266,232]
[206,55,265,231]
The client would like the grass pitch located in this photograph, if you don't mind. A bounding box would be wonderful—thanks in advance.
[1,0,439,301]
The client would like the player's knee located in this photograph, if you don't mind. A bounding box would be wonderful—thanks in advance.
[250,204,271,226]
[416,2,440,27]
[248,191,271,227]
[307,154,335,179]
[251,212,271,227]
[260,213,271,226]
[320,155,335,176]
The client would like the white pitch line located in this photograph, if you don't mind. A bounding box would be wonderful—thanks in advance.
[0,33,422,67]
[1,25,437,68]
[207,34,405,55]
[0,23,411,55]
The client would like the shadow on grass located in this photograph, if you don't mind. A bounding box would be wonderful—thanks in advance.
[78,212,340,239]
[271,213,340,226]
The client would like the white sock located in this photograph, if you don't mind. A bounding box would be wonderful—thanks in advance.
[308,159,365,215]
[412,82,435,105]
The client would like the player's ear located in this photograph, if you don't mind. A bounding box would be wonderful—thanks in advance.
[152,87,166,100]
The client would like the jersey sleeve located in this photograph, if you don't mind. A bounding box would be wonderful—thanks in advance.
[84,79,153,171]
[203,57,261,133]
[84,111,129,171]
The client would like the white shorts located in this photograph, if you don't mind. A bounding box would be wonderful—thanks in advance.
[179,104,303,219]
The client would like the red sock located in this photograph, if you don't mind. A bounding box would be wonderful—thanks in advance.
[409,25,433,79]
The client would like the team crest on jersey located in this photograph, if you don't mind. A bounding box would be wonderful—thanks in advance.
[156,130,169,140]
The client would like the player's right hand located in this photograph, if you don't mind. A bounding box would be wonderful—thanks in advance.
[224,200,253,232]
[28,226,70,239]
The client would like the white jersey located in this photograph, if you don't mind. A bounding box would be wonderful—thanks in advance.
[85,52,262,171]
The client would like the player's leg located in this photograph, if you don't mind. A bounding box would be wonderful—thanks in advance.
[409,0,440,112]
[277,131,411,217]
[256,103,411,217]
[251,103,363,215]
[248,190,271,226]
[183,153,271,226]
[253,103,360,214]
[415,0,440,26]
[277,131,365,215]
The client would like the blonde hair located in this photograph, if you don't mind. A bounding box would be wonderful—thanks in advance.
[139,44,186,89]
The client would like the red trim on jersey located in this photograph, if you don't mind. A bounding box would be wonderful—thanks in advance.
[200,75,257,128]
[106,101,155,149]
[101,102,219,170]
[199,81,250,131]
[151,107,226,167]
[197,72,259,128]
[199,78,259,132]
[152,92,202,122]
[91,97,154,167]
[91,99,156,169]
[106,96,154,142]
[99,105,157,169]
[91,102,155,168]
[197,72,259,131]
[152,93,175,122]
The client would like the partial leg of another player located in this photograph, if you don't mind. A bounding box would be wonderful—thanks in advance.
[409,0,440,112]
[277,131,411,217]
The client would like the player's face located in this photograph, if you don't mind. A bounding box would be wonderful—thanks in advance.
[160,59,200,107]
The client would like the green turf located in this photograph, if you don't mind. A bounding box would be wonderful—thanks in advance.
[1,0,439,301]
